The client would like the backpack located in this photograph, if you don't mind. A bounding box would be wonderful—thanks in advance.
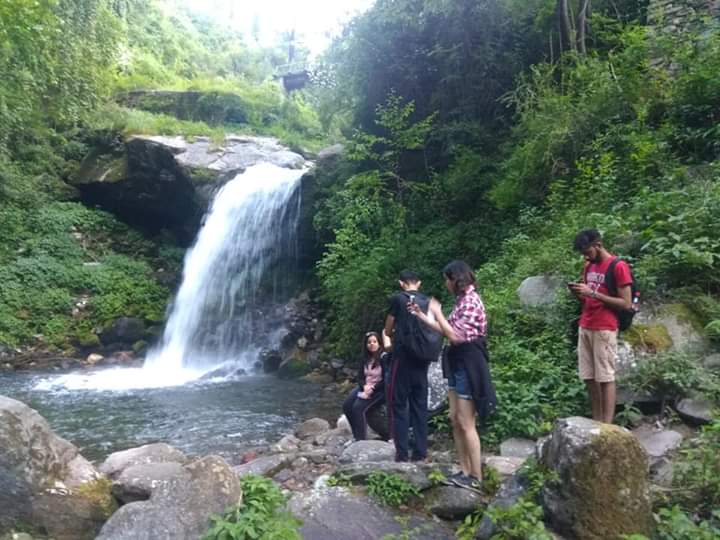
[399,292,443,363]
[604,258,640,332]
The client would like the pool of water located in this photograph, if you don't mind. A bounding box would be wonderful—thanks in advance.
[0,368,341,465]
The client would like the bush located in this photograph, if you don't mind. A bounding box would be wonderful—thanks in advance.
[202,475,301,540]
[366,472,421,507]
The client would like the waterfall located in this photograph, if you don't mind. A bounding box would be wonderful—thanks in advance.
[144,162,306,374]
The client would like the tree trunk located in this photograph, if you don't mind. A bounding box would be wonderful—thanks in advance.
[576,0,591,54]
[557,0,576,53]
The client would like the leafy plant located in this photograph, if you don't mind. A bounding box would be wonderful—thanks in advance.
[485,499,552,540]
[326,472,352,487]
[202,475,301,540]
[366,472,421,507]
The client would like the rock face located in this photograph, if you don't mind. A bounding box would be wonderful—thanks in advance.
[71,135,307,243]
[0,396,107,539]
[97,455,241,540]
[540,417,653,539]
[517,275,565,307]
[99,443,187,479]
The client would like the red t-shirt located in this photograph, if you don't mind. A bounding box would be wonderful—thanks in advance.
[579,255,632,331]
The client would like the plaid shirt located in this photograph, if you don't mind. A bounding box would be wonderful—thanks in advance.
[448,285,487,342]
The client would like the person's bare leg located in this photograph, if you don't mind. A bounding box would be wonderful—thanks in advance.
[585,380,603,421]
[601,381,616,424]
[457,398,482,479]
[449,392,470,474]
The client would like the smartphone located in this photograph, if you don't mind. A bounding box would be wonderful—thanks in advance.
[567,282,577,289]
[409,294,416,304]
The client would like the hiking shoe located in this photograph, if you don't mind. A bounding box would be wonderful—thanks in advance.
[450,474,482,493]
[440,471,464,486]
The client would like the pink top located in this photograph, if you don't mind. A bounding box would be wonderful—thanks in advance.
[364,361,382,387]
[448,285,487,342]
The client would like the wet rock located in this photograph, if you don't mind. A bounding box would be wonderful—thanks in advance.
[259,348,282,373]
[0,396,105,539]
[499,438,536,459]
[288,486,453,540]
[424,485,484,520]
[99,443,187,480]
[85,353,104,365]
[111,462,186,504]
[295,418,330,440]
[232,454,294,477]
[540,417,652,539]
[100,317,146,346]
[517,275,565,307]
[335,462,443,491]
[97,455,241,540]
[277,357,311,379]
[271,434,300,453]
[676,398,713,425]
[339,440,395,464]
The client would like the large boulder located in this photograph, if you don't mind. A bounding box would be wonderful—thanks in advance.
[289,486,453,540]
[71,135,306,243]
[97,455,241,540]
[0,396,107,539]
[99,443,187,480]
[540,417,652,539]
[517,275,565,307]
[100,317,146,346]
[339,440,396,464]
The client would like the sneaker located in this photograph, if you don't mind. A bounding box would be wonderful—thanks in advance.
[440,471,464,486]
[450,473,482,493]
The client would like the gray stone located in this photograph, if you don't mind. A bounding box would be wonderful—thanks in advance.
[317,144,344,161]
[703,353,720,370]
[540,417,652,539]
[111,461,186,504]
[499,438,536,459]
[484,455,526,477]
[424,485,484,520]
[288,486,453,540]
[517,275,565,307]
[100,317,146,345]
[97,455,241,540]
[632,426,683,460]
[99,443,187,480]
[0,395,102,537]
[295,418,330,439]
[676,398,713,424]
[338,440,395,464]
[271,434,300,453]
[476,472,529,540]
[335,461,448,491]
[232,454,294,477]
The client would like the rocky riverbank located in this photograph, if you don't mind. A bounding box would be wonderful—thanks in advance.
[0,392,705,540]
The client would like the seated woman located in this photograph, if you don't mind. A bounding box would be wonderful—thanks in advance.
[342,331,387,441]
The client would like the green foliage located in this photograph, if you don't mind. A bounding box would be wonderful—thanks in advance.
[202,475,301,540]
[325,472,353,488]
[485,499,553,540]
[653,506,720,540]
[366,472,421,507]
[621,352,720,406]
[669,418,720,519]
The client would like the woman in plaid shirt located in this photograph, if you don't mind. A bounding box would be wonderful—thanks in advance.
[410,260,496,492]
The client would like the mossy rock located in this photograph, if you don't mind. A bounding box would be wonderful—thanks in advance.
[72,148,127,185]
[541,417,652,539]
[75,477,118,519]
[75,331,101,348]
[623,323,673,352]
[277,358,311,379]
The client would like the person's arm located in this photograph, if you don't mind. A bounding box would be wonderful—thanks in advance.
[570,261,632,310]
[383,314,395,351]
[411,298,464,345]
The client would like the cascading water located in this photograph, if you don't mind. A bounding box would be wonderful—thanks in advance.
[144,162,306,374]
[37,161,307,391]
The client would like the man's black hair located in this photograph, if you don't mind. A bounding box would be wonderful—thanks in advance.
[398,270,420,283]
[573,229,602,252]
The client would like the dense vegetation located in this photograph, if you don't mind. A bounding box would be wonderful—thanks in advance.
[0,0,320,351]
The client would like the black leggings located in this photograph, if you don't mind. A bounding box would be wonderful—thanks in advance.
[342,388,386,441]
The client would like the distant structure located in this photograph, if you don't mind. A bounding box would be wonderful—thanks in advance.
[276,29,311,92]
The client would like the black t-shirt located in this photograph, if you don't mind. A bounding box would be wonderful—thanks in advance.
[388,290,429,347]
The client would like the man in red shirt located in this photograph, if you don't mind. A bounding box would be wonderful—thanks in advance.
[569,229,632,424]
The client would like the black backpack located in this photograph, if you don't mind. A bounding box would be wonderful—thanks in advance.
[399,292,444,363]
[604,258,640,332]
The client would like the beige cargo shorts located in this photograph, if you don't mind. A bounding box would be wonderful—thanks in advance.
[577,327,617,383]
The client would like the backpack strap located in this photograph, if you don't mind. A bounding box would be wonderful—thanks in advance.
[604,257,620,297]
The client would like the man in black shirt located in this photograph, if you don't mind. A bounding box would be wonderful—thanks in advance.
[384,270,430,462]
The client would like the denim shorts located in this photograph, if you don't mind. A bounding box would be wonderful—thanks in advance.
[447,367,472,400]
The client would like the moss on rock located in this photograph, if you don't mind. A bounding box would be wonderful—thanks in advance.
[623,323,673,352]
[75,477,117,519]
